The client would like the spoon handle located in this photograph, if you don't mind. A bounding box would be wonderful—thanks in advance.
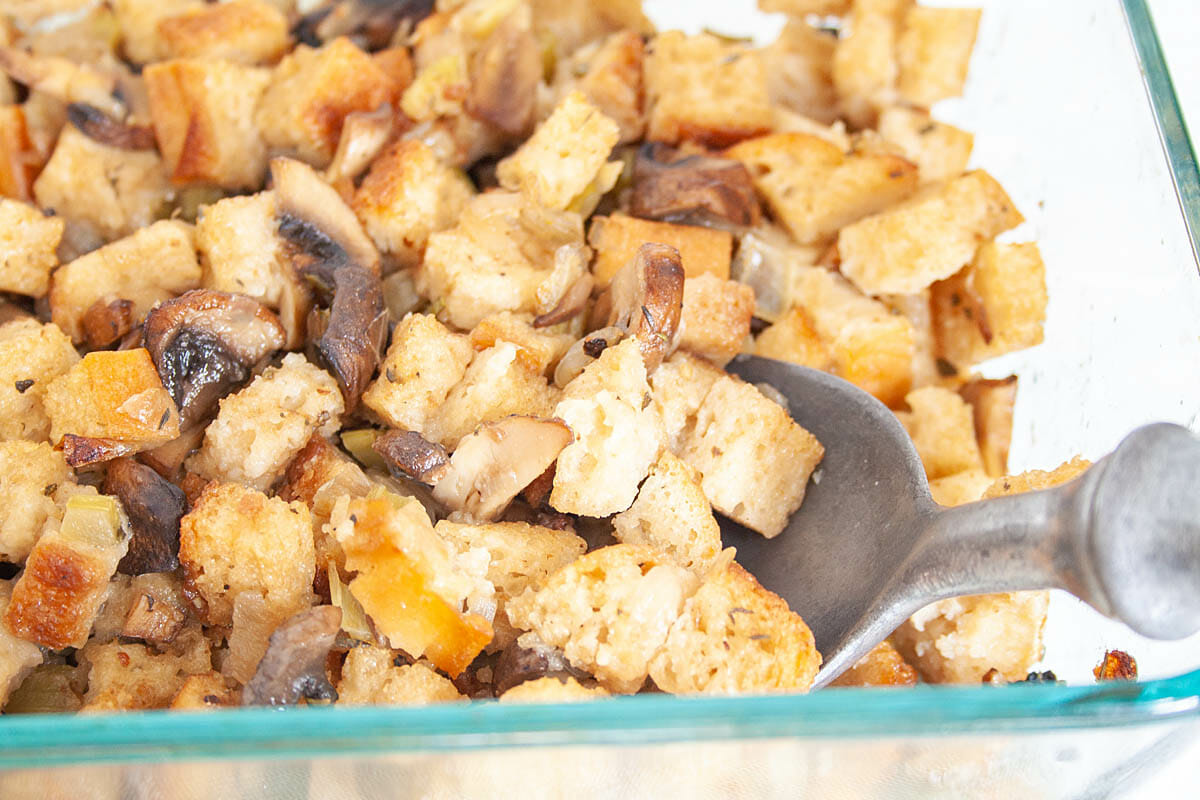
[905,423,1200,640]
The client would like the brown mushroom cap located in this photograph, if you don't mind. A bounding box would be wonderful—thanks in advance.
[103,457,187,575]
[466,14,540,136]
[143,289,286,429]
[298,0,434,50]
[433,416,573,523]
[605,242,685,371]
[630,143,761,228]
[66,103,156,151]
[272,156,381,276]
[373,429,451,485]
[493,635,582,695]
[243,606,342,706]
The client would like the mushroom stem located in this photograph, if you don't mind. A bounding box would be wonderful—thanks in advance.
[243,606,342,706]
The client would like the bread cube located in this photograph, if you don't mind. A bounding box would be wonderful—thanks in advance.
[257,37,399,168]
[959,376,1017,477]
[837,170,1024,295]
[114,0,203,64]
[613,451,722,573]
[0,105,39,202]
[468,312,575,376]
[895,386,984,481]
[189,353,344,491]
[44,348,181,449]
[984,456,1091,500]
[178,481,315,626]
[896,6,981,108]
[754,306,834,372]
[338,647,463,705]
[529,0,653,60]
[649,563,820,694]
[829,640,917,687]
[0,441,71,563]
[197,191,288,306]
[589,214,732,288]
[726,133,917,245]
[0,581,44,707]
[0,319,79,442]
[507,543,700,693]
[931,241,1047,369]
[928,468,992,507]
[552,30,645,144]
[649,351,726,454]
[50,219,201,343]
[879,289,940,390]
[33,124,172,247]
[500,676,609,703]
[677,275,755,366]
[352,139,475,269]
[362,313,474,434]
[831,0,908,127]
[158,0,290,65]
[644,31,773,148]
[80,637,210,710]
[0,198,63,297]
[498,91,621,212]
[681,376,823,538]
[550,339,662,517]
[877,107,973,185]
[763,20,839,125]
[144,59,272,190]
[170,671,238,710]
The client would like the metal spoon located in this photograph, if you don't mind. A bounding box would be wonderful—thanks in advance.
[724,355,1200,688]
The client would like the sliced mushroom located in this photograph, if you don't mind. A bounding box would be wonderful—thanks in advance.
[139,424,207,483]
[66,103,155,151]
[433,416,573,523]
[373,429,451,485]
[272,157,381,276]
[80,297,135,349]
[120,574,188,644]
[533,272,594,329]
[630,143,761,228]
[103,457,187,575]
[493,633,581,694]
[301,0,434,50]
[301,263,387,412]
[553,326,624,388]
[605,242,685,371]
[143,289,286,429]
[243,605,342,706]
[0,47,124,120]
[325,105,396,185]
[58,434,138,468]
[466,14,540,136]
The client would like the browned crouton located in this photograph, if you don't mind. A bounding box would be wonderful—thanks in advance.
[338,647,463,705]
[877,107,973,184]
[831,0,909,128]
[754,306,834,372]
[0,581,44,706]
[0,441,71,563]
[0,105,39,202]
[837,170,1024,295]
[959,376,1017,478]
[896,6,981,108]
[144,59,272,190]
[49,219,201,343]
[984,457,1091,499]
[468,312,575,376]
[649,351,726,454]
[170,671,238,710]
[644,31,773,148]
[763,20,839,124]
[759,0,850,13]
[500,676,609,703]
[677,275,755,366]
[588,214,732,288]
[830,640,917,687]
[552,30,645,144]
[895,386,984,481]
[178,481,315,626]
[80,636,210,710]
[726,133,917,245]
[114,0,203,64]
[158,0,290,65]
[0,198,63,297]
[928,468,992,507]
[0,318,79,442]
[188,353,344,491]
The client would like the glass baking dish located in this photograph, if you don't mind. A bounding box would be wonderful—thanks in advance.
[2,0,1198,796]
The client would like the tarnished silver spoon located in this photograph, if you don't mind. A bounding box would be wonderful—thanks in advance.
[724,355,1200,688]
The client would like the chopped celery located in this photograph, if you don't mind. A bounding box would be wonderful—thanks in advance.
[59,494,125,548]
[341,429,387,471]
[327,564,374,644]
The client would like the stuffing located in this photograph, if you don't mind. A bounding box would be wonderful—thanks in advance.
[763,20,839,125]
[114,0,203,64]
[337,646,463,705]
[550,30,645,144]
[895,386,985,481]
[649,563,821,694]
[0,318,79,442]
[468,312,575,376]
[959,377,1018,477]
[80,636,211,710]
[928,468,992,507]
[837,170,1025,295]
[877,107,973,185]
[49,219,201,343]
[498,91,622,213]
[157,0,291,66]
[931,242,1048,370]
[881,289,939,391]
[144,58,272,190]
[178,481,315,626]
[352,139,476,269]
[831,0,908,128]
[550,338,662,517]
[644,31,773,148]
[896,6,981,108]
[499,675,609,703]
[170,671,239,710]
[758,0,850,14]
[0,197,63,297]
[612,451,722,573]
[0,441,72,563]
[506,543,701,693]
[0,581,44,707]
[649,351,726,454]
[754,306,834,373]
[725,133,918,245]
[188,353,344,491]
[362,313,474,434]
[681,376,824,538]
[829,640,917,687]
[588,214,733,288]
[983,457,1091,500]
[677,275,755,366]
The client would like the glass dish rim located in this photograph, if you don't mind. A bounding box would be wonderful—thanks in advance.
[2,0,1198,769]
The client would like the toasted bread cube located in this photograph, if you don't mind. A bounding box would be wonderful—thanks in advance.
[895,386,984,481]
[80,637,210,710]
[352,139,475,268]
[649,563,820,694]
[959,376,1017,477]
[0,581,44,706]
[0,106,39,202]
[550,339,663,517]
[0,441,71,563]
[500,675,609,703]
[257,37,399,168]
[507,544,700,693]
[613,451,722,573]
[498,91,621,212]
[144,59,272,190]
[428,343,560,449]
[984,456,1090,499]
[196,191,288,306]
[677,275,755,366]
[928,467,992,507]
[468,312,574,376]
[552,30,645,144]
[877,107,973,185]
[530,0,654,59]
[649,351,725,454]
[49,219,201,343]
[645,31,773,148]
[33,124,172,247]
[0,198,63,297]
[831,0,908,128]
[44,349,181,449]
[362,313,474,434]
[681,376,823,538]
[931,241,1047,369]
[726,133,917,245]
[338,647,463,705]
[114,0,202,64]
[879,289,939,390]
[760,0,849,12]
[170,671,238,710]
[158,0,290,65]
[896,6,981,108]
[0,319,79,442]
[588,214,732,288]
[830,640,917,687]
[178,482,315,626]
[754,306,834,372]
[189,353,344,491]
[838,170,1024,295]
[763,20,839,125]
